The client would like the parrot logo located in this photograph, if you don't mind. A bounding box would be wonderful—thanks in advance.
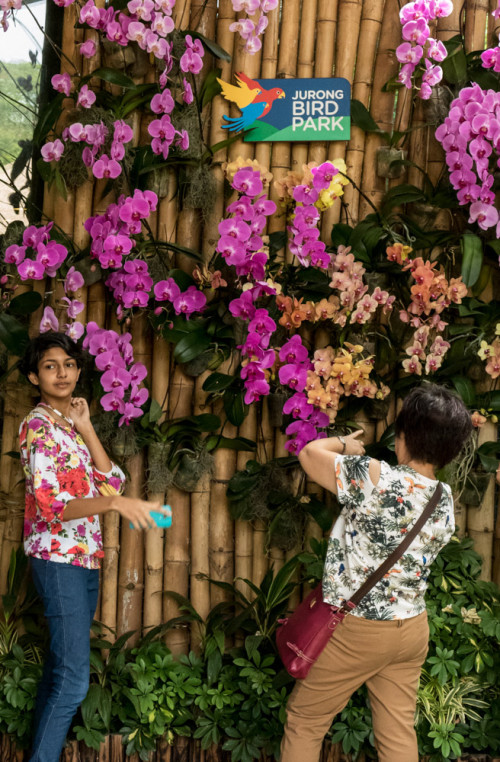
[217,72,286,132]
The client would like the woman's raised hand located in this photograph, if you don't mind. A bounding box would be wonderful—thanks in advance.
[344,430,366,456]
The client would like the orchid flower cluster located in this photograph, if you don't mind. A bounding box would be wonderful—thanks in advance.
[42,115,134,181]
[4,223,68,281]
[435,84,500,233]
[215,166,278,404]
[229,0,278,54]
[276,245,394,332]
[39,266,86,341]
[85,188,157,270]
[478,323,500,379]
[480,2,500,72]
[84,189,160,317]
[83,323,149,425]
[78,0,174,56]
[279,339,389,455]
[217,166,277,282]
[147,34,201,158]
[278,336,327,455]
[41,0,194,166]
[390,246,468,375]
[154,278,207,318]
[396,0,453,99]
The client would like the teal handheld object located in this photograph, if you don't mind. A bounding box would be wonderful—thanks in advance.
[130,506,172,529]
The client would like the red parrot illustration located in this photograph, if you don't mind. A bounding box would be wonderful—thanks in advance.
[217,71,286,131]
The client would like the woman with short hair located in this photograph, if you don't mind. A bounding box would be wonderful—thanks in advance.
[280,383,473,762]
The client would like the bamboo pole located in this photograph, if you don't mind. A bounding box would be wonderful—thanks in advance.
[267,0,301,258]
[358,0,402,219]
[288,0,317,198]
[234,404,258,609]
[0,284,35,595]
[465,0,489,52]
[208,433,237,608]
[190,372,212,650]
[251,398,273,586]
[116,313,151,643]
[407,99,429,189]
[115,454,145,644]
[342,0,386,224]
[306,0,338,169]
[254,1,279,176]
[163,365,193,654]
[227,9,263,164]
[173,0,192,29]
[467,422,496,581]
[143,337,171,634]
[488,0,499,47]
[201,0,236,260]
[268,428,289,575]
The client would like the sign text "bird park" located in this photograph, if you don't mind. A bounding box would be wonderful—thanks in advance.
[217,76,351,142]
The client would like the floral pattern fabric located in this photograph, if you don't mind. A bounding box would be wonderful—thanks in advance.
[20,408,126,569]
[323,455,454,620]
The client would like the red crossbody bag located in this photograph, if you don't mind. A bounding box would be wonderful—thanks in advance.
[276,482,443,679]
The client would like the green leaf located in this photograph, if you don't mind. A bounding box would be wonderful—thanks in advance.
[198,68,222,109]
[331,223,352,247]
[83,68,137,90]
[442,45,467,84]
[381,184,426,214]
[54,170,68,201]
[350,100,383,134]
[0,313,29,355]
[202,372,234,393]
[7,291,43,316]
[36,157,55,183]
[190,32,231,62]
[224,389,245,426]
[205,435,256,452]
[33,94,64,147]
[450,376,476,407]
[188,413,221,431]
[148,399,164,423]
[460,233,483,287]
[173,331,211,363]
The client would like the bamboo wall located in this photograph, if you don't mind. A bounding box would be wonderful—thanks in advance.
[1,0,500,658]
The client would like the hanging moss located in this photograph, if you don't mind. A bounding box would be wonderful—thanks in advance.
[269,500,306,552]
[172,105,203,159]
[173,448,215,492]
[147,441,175,493]
[183,164,217,221]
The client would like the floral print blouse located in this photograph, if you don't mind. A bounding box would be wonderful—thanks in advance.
[323,455,454,620]
[19,407,126,569]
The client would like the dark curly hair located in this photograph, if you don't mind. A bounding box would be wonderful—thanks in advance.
[394,383,473,470]
[19,332,85,381]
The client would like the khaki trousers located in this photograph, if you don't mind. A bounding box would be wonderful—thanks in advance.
[280,611,429,762]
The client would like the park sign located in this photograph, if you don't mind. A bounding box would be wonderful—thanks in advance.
[217,75,351,142]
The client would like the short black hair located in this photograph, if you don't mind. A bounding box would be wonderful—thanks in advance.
[19,332,85,381]
[394,383,472,470]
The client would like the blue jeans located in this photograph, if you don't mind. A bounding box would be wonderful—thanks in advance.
[29,558,99,762]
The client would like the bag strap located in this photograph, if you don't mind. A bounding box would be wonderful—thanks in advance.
[343,482,443,610]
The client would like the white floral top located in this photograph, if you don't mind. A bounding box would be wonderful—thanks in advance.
[19,407,126,569]
[323,455,454,620]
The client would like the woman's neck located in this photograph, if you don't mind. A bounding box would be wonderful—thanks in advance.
[40,396,72,419]
[400,459,436,480]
